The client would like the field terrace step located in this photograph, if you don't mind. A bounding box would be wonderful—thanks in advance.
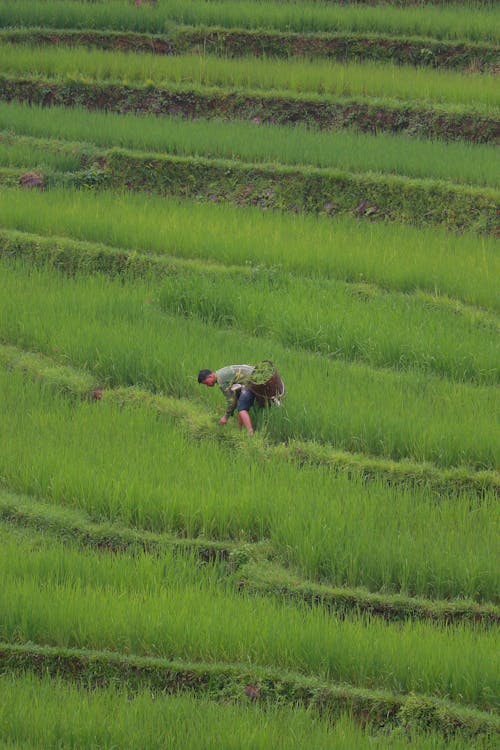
[0,227,251,282]
[2,493,499,626]
[1,27,498,71]
[1,134,498,233]
[1,492,498,627]
[1,228,497,332]
[100,147,500,233]
[0,341,498,496]
[0,493,237,563]
[0,75,498,144]
[0,642,498,741]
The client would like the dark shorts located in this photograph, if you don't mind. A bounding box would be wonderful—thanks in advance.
[237,386,255,412]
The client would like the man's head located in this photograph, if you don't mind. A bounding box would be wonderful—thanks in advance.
[198,369,216,387]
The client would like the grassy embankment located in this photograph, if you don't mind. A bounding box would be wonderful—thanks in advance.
[1,187,497,309]
[0,519,498,711]
[1,102,499,187]
[0,0,498,43]
[0,44,497,110]
[2,132,497,232]
[0,366,497,599]
[0,259,498,469]
[4,672,493,750]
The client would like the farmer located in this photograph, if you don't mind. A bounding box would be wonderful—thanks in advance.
[198,364,255,435]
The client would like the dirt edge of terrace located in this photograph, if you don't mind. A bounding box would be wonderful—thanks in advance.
[0,76,498,144]
[2,27,499,71]
[0,642,498,741]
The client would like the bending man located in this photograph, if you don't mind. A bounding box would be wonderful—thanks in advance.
[198,364,255,435]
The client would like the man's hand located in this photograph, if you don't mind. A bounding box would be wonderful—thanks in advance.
[219,416,228,425]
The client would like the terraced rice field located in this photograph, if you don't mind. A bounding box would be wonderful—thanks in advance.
[0,1,498,747]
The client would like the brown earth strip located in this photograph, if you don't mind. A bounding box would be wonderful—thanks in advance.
[0,75,497,144]
[2,27,498,70]
[0,642,498,741]
[99,148,499,234]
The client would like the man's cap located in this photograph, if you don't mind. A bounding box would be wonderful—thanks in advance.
[198,369,213,383]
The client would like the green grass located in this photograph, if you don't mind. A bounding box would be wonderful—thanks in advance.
[2,490,498,625]
[0,525,497,709]
[0,1,498,42]
[0,260,499,469]
[0,189,497,382]
[1,674,494,750]
[0,186,498,311]
[0,133,83,172]
[0,522,227,594]
[0,44,497,110]
[0,367,498,601]
[157,271,499,384]
[1,102,499,188]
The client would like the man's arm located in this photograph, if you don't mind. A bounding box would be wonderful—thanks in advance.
[223,389,238,419]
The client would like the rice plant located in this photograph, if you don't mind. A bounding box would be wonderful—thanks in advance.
[1,257,499,468]
[0,1,497,42]
[0,674,491,750]
[0,537,497,708]
[0,44,497,109]
[1,187,497,310]
[0,369,498,600]
[1,102,499,188]
[157,271,499,384]
[0,135,82,172]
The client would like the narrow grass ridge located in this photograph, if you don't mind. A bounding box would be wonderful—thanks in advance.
[1,228,497,334]
[0,43,500,115]
[3,101,500,188]
[4,675,490,750]
[2,27,498,71]
[0,642,498,742]
[0,493,236,563]
[0,228,250,282]
[3,134,498,233]
[85,147,500,233]
[0,492,498,626]
[237,562,500,627]
[1,45,496,110]
[0,0,498,43]
[1,341,498,496]
[1,186,497,310]
[1,76,498,144]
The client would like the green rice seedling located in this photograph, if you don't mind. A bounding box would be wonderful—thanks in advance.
[0,260,498,468]
[0,187,498,310]
[1,103,499,188]
[1,674,493,750]
[0,1,497,42]
[158,271,500,384]
[0,545,497,708]
[0,523,228,595]
[0,370,498,600]
[0,137,82,173]
[0,44,497,109]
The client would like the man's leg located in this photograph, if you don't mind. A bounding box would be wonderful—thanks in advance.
[237,409,254,435]
[237,387,255,435]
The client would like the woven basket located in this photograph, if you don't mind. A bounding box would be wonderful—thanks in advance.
[248,364,285,407]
